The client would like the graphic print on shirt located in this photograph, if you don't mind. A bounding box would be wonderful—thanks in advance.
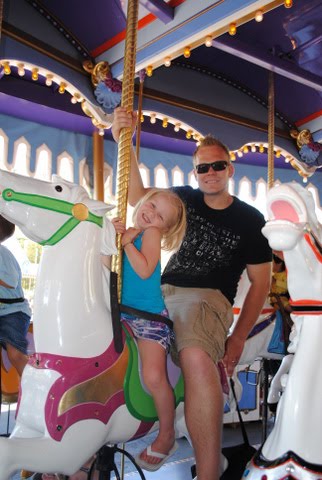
[164,205,241,276]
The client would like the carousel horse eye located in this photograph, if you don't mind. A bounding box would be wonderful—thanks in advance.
[55,185,63,192]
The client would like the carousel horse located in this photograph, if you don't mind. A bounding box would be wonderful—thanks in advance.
[244,182,322,480]
[0,170,188,479]
[233,270,285,367]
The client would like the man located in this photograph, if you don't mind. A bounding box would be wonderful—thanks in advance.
[112,107,272,480]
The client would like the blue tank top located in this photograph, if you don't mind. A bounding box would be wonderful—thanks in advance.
[121,232,166,313]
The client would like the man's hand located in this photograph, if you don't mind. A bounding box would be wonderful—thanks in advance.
[112,107,137,143]
[222,333,245,377]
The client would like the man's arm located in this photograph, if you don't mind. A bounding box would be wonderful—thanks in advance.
[112,107,149,206]
[223,261,271,376]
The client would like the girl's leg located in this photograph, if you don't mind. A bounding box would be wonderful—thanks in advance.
[6,343,28,376]
[137,339,175,465]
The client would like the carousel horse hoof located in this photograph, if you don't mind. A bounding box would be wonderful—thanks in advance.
[135,441,178,472]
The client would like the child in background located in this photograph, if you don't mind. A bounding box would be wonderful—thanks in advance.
[112,188,186,472]
[0,215,32,376]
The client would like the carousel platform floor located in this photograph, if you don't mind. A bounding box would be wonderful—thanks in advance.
[0,402,268,480]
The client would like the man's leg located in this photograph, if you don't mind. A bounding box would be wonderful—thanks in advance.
[180,346,223,480]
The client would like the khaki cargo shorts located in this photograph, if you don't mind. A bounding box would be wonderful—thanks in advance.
[162,284,233,363]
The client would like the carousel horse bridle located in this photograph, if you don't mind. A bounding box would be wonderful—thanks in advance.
[1,188,103,246]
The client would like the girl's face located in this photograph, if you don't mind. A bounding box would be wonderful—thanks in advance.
[135,193,177,232]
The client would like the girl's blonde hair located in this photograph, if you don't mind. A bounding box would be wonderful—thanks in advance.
[132,188,186,252]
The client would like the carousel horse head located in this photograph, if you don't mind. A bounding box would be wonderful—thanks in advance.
[0,170,113,244]
[262,182,322,301]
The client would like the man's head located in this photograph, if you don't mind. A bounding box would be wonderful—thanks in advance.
[193,135,234,196]
[0,215,15,242]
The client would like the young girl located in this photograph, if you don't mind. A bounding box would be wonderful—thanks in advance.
[112,188,186,472]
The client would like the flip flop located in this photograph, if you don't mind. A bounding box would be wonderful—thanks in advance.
[135,440,179,472]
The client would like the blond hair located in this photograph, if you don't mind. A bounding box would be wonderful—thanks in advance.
[132,188,186,251]
[193,134,230,166]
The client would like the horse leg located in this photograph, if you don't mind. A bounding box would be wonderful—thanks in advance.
[0,421,108,480]
[267,354,293,408]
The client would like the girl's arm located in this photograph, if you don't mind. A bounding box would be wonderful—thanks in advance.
[124,227,161,279]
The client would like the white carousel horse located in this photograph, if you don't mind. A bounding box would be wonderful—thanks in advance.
[0,170,188,479]
[244,182,322,480]
[233,270,284,366]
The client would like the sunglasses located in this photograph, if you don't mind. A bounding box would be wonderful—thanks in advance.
[195,160,229,174]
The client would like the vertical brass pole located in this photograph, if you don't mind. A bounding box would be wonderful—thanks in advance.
[111,0,139,298]
[93,131,105,201]
[267,72,275,190]
[136,70,146,163]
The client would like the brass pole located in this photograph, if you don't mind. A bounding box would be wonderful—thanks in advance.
[111,0,139,300]
[267,71,275,189]
[136,70,146,163]
[93,131,105,201]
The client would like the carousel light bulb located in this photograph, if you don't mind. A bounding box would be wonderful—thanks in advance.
[3,62,11,75]
[237,150,243,158]
[243,146,249,154]
[140,114,144,123]
[251,144,256,152]
[229,23,237,36]
[162,117,168,128]
[285,156,291,163]
[71,93,81,104]
[183,46,191,58]
[146,65,153,77]
[275,150,282,158]
[45,74,53,86]
[98,128,105,136]
[58,82,66,94]
[150,113,156,124]
[17,63,25,77]
[205,36,213,47]
[303,177,308,183]
[186,130,193,140]
[31,68,39,81]
[284,0,293,8]
[174,123,181,132]
[259,144,265,153]
[164,57,171,67]
[230,152,236,161]
[255,10,264,22]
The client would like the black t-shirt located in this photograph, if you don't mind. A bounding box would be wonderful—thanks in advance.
[161,186,272,304]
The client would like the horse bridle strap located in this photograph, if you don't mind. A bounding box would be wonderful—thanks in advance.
[2,188,103,245]
[290,304,322,313]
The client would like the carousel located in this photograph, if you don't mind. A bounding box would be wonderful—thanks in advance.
[0,0,322,479]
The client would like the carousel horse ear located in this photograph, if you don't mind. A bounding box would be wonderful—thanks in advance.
[51,174,72,184]
[84,198,116,214]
